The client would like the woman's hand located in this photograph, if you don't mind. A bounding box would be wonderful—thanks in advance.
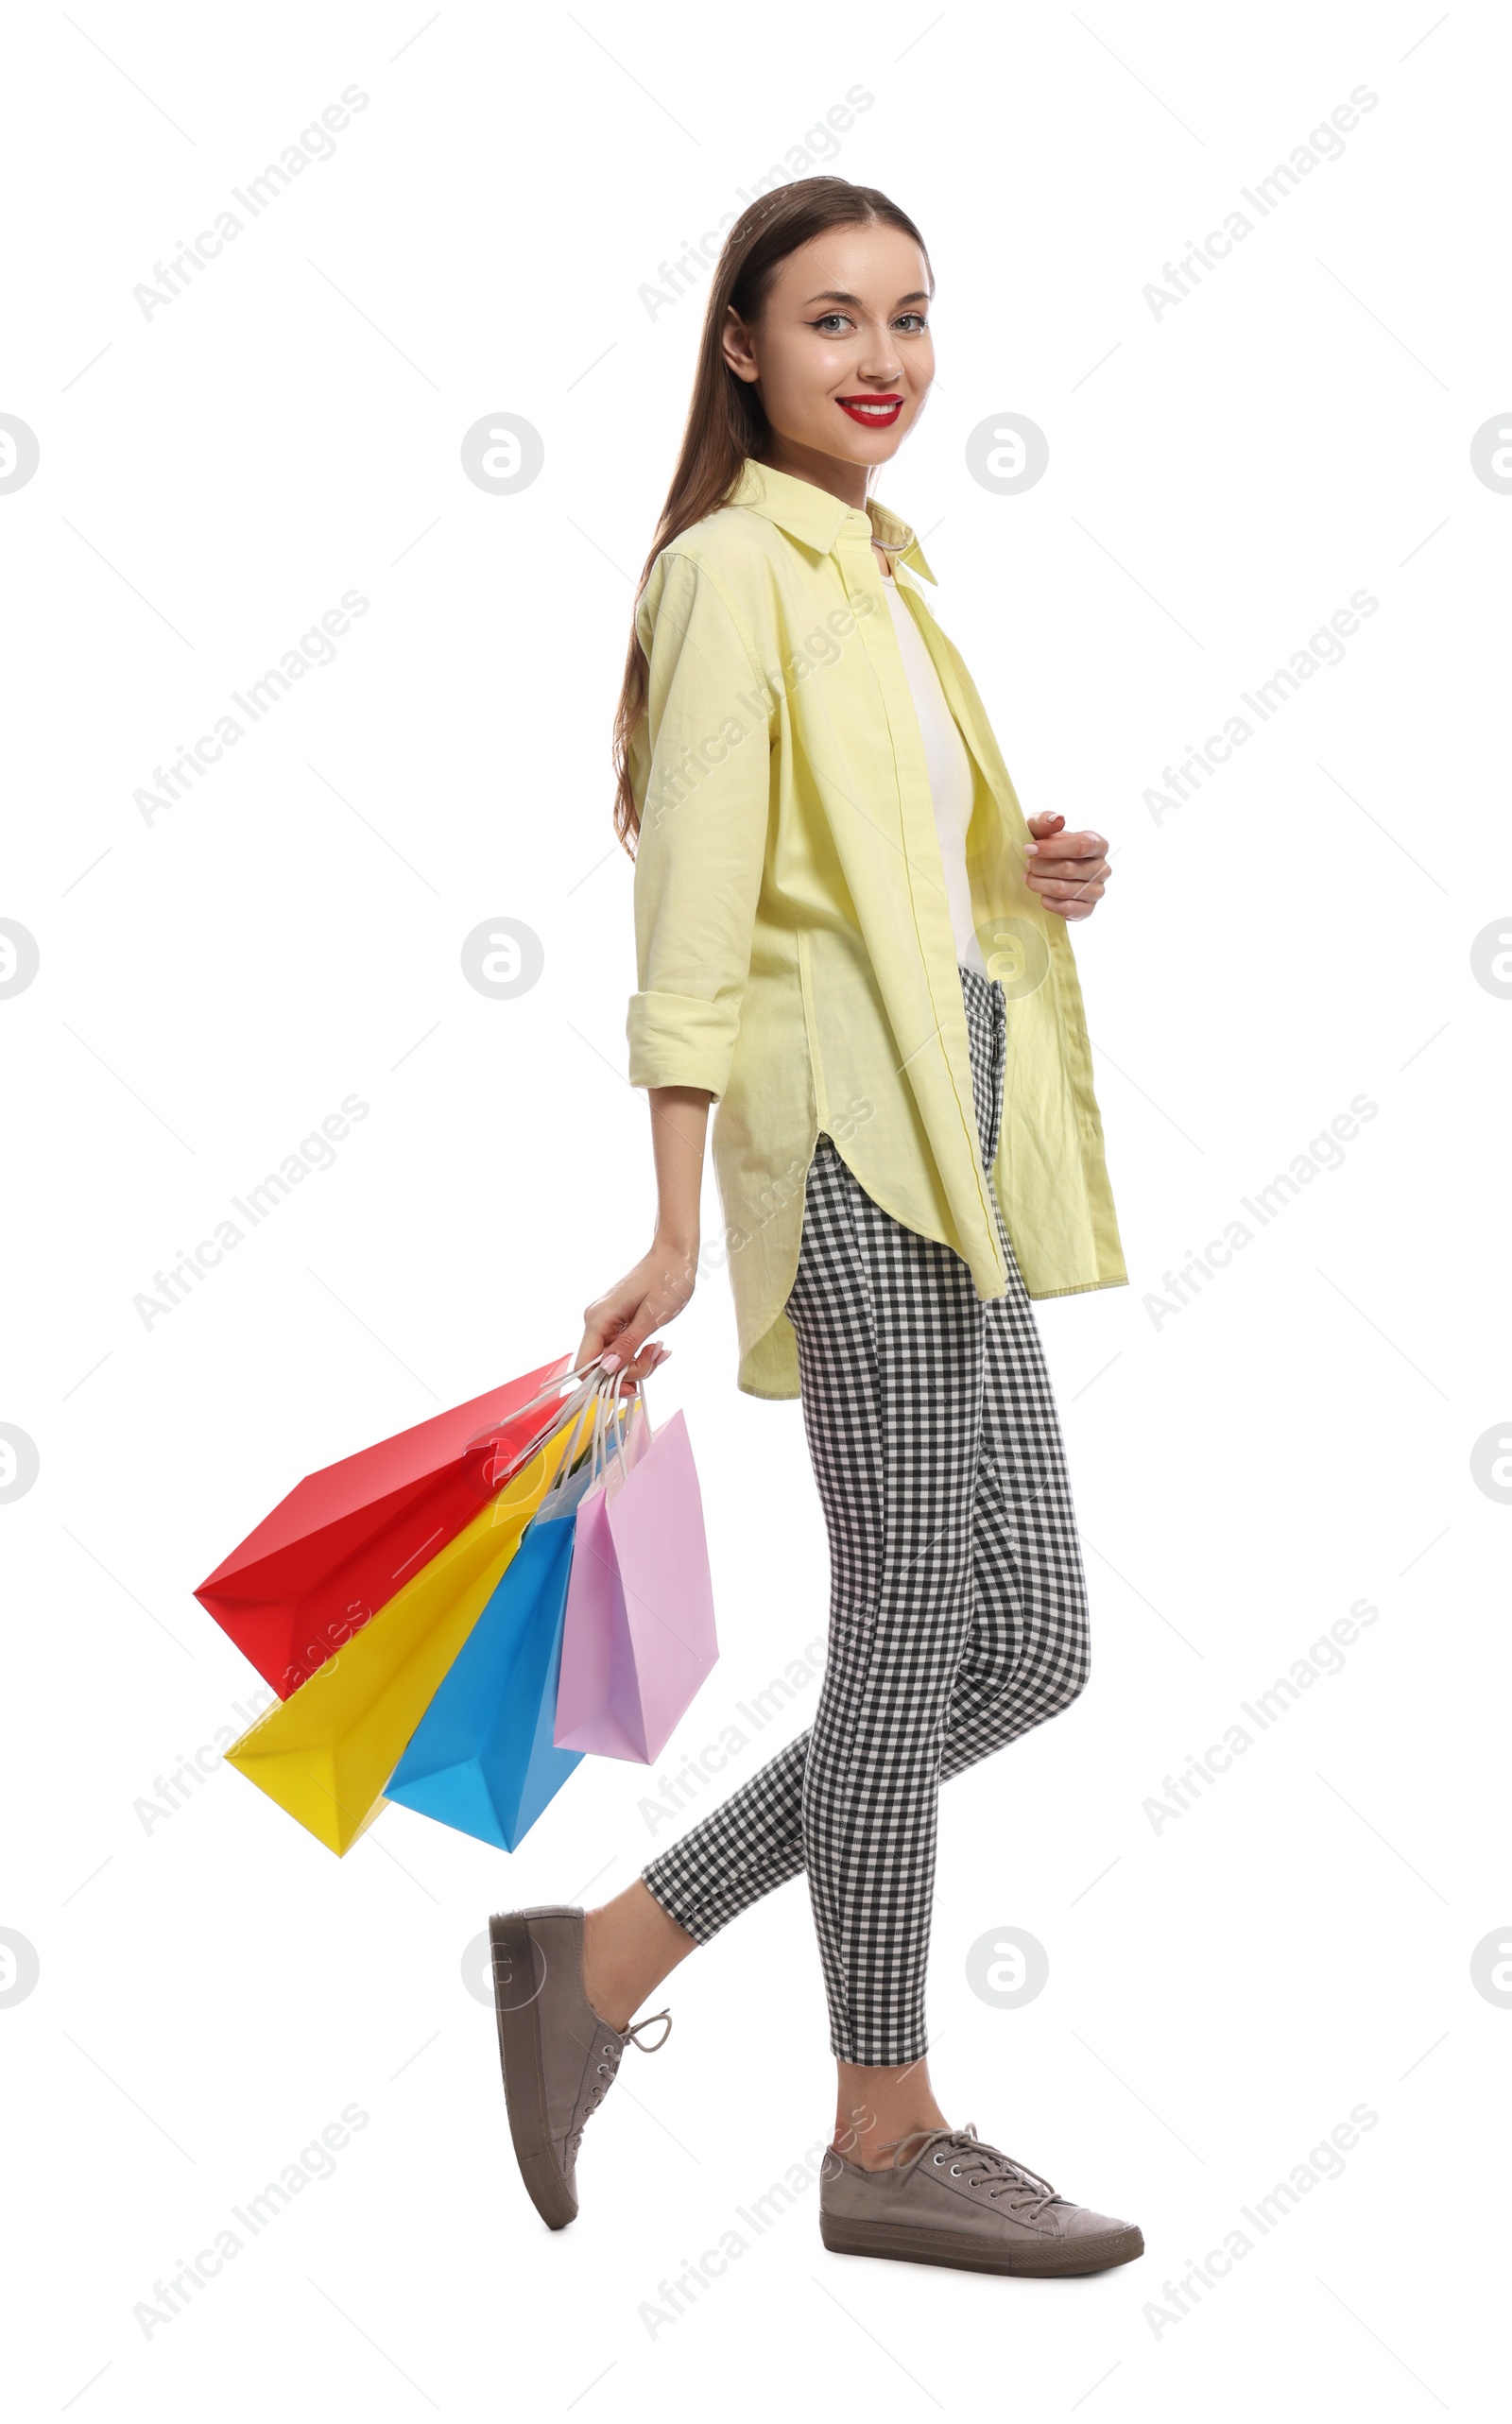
[575,1230,697,1395]
[1022,812,1111,922]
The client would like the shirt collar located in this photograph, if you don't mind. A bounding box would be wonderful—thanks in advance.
[729,456,937,584]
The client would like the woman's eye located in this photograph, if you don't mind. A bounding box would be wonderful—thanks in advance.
[809,309,929,335]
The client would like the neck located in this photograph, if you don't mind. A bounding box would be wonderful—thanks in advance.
[756,438,871,514]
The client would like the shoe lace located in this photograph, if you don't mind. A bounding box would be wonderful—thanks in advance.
[567,2009,673,2153]
[879,2123,1066,2219]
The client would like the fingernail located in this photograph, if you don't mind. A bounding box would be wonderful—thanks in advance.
[601,1351,621,1372]
[1022,842,1039,856]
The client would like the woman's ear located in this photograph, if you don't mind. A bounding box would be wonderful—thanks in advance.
[722,304,761,386]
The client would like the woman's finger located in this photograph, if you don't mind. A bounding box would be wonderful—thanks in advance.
[1025,859,1107,886]
[599,1315,661,1379]
[1025,828,1106,860]
[1028,847,1108,873]
[615,1341,669,1390]
[1022,877,1105,906]
[1027,857,1107,881]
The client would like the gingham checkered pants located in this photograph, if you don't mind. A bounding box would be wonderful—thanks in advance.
[641,963,1091,2065]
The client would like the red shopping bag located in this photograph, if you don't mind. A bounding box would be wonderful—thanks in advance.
[196,1354,582,1698]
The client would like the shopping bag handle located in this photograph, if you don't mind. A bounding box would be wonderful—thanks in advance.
[536,1384,602,1514]
[539,1367,632,1513]
[595,1370,633,1487]
[530,1348,661,1418]
[508,1352,629,1458]
[462,1359,605,1506]
[507,1350,616,1423]
[593,1364,661,1490]
[500,1349,658,1499]
[574,1352,659,1455]
[550,1366,644,1504]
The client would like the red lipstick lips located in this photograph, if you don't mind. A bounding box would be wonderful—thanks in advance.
[836,395,903,427]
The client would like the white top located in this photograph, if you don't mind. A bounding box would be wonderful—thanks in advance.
[880,562,988,980]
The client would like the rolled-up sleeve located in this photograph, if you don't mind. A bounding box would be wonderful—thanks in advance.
[626,548,774,1100]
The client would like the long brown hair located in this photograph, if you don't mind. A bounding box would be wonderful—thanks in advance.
[610,175,932,854]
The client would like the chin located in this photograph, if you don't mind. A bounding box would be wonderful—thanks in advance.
[820,422,909,467]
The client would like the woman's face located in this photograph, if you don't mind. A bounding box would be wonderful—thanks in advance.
[723,221,935,482]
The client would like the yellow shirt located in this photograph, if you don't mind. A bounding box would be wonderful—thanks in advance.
[627,456,1126,1400]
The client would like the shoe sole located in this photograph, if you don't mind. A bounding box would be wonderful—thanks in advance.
[819,2213,1144,2277]
[490,1911,577,2232]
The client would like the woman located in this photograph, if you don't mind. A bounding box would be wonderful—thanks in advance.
[490,176,1143,2279]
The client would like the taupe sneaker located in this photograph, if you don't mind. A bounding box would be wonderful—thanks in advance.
[490,1905,671,2230]
[820,2123,1143,2277]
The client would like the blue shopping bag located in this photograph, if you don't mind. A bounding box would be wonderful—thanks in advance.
[384,1452,595,1851]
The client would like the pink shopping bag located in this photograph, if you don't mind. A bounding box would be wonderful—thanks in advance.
[553,1385,717,1764]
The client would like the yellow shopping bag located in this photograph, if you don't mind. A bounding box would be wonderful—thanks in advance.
[224,1416,584,1854]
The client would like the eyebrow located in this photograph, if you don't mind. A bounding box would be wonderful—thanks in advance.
[802,289,933,308]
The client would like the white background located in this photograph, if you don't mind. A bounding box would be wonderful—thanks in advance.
[2,1,1506,2415]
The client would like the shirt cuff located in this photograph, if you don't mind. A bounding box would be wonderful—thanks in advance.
[626,989,739,1098]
